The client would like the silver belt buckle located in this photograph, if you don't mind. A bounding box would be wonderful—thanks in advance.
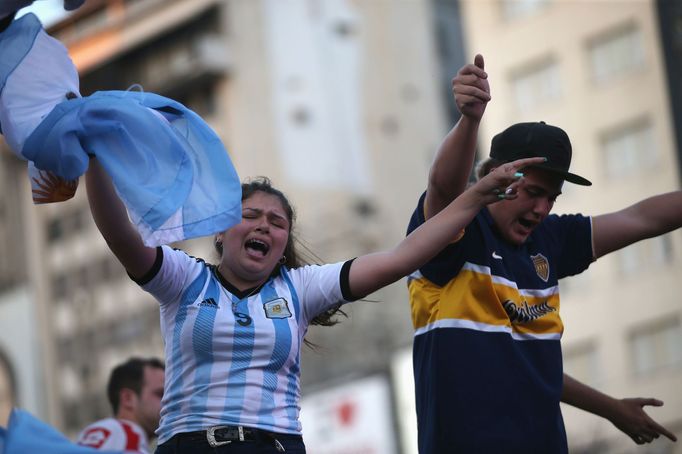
[206,425,242,447]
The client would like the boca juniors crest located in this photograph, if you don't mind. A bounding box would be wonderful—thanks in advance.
[531,253,549,282]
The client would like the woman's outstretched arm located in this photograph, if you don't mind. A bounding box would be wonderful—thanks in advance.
[347,157,544,299]
[85,158,157,279]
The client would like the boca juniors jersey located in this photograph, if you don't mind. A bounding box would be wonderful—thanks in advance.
[407,193,594,453]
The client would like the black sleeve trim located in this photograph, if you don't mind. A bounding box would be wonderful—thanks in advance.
[340,258,358,302]
[130,246,164,286]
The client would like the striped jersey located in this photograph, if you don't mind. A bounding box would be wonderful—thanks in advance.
[407,193,593,454]
[137,246,352,444]
[76,418,149,453]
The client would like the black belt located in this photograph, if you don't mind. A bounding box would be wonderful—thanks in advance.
[173,425,288,451]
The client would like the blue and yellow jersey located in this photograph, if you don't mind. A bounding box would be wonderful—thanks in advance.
[407,192,593,453]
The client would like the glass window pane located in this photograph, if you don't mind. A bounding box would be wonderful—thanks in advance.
[630,317,682,375]
[601,120,657,179]
[511,58,561,112]
[589,25,645,84]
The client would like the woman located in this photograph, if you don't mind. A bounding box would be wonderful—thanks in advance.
[85,153,542,453]
[1,6,541,453]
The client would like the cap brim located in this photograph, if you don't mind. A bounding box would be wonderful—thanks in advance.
[530,164,592,186]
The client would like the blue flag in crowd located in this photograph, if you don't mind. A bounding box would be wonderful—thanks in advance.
[0,409,122,454]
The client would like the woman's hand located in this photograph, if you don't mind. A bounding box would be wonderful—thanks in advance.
[472,156,546,205]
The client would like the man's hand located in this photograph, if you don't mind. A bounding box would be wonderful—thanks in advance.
[608,398,677,445]
[452,53,490,120]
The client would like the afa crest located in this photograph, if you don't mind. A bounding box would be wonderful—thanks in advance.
[263,298,292,319]
[531,253,549,282]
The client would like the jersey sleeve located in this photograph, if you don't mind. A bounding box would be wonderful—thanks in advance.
[406,191,427,236]
[286,261,351,325]
[543,213,594,278]
[137,245,204,306]
[407,191,469,287]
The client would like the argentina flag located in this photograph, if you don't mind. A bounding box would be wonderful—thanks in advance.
[0,13,241,246]
[0,409,124,454]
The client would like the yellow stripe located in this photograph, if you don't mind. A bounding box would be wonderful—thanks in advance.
[409,270,563,336]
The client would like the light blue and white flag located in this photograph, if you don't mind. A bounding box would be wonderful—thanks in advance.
[0,409,124,454]
[0,13,241,246]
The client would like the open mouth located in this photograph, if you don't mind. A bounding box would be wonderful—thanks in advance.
[245,238,269,256]
[518,218,534,229]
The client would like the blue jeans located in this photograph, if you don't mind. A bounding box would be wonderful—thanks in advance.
[155,432,306,454]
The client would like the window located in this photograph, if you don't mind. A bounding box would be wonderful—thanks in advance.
[46,206,90,244]
[601,119,657,178]
[588,24,645,84]
[630,316,682,376]
[47,218,65,243]
[615,235,673,276]
[501,0,551,21]
[51,273,69,301]
[510,58,561,112]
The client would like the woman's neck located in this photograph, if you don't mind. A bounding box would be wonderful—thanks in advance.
[217,264,267,293]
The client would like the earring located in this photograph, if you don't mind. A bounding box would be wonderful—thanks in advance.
[278,256,287,264]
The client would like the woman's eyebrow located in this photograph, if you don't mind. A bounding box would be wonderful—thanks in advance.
[243,207,288,223]
[268,212,289,223]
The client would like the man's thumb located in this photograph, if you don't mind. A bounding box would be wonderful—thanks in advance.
[474,54,485,70]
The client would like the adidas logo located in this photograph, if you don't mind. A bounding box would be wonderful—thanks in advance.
[199,297,218,308]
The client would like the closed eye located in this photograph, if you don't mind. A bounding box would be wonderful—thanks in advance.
[525,187,542,197]
[271,220,287,229]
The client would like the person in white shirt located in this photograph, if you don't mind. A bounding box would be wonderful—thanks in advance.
[76,357,165,453]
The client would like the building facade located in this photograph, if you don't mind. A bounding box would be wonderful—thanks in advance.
[0,1,679,453]
[1,0,452,441]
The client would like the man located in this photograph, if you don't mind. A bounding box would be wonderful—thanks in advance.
[407,54,681,453]
[76,358,164,453]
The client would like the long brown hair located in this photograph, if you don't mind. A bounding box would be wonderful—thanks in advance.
[215,177,346,328]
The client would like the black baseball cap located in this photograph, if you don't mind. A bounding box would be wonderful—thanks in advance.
[490,121,592,186]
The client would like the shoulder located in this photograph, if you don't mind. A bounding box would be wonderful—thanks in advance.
[76,418,125,449]
[141,245,209,285]
[535,213,592,242]
[77,418,148,452]
[285,261,346,281]
[542,212,589,226]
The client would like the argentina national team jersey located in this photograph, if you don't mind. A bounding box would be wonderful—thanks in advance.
[407,192,594,454]
[138,246,351,444]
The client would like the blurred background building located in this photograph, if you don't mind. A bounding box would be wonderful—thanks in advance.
[0,0,680,453]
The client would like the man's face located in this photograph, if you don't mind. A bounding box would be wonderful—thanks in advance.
[488,167,564,245]
[133,366,164,439]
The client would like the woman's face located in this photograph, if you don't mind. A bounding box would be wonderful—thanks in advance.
[217,191,291,289]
